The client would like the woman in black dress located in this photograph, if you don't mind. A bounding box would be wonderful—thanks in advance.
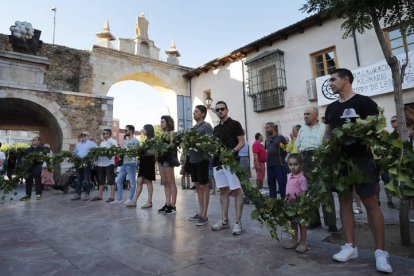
[127,124,156,208]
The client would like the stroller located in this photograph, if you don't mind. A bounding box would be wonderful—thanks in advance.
[53,169,76,193]
[54,168,97,193]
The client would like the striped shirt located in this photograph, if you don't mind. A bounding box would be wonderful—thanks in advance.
[296,122,325,151]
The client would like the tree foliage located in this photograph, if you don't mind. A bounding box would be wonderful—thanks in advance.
[302,0,414,38]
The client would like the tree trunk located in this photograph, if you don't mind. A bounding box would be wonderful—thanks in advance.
[371,15,411,246]
[399,199,412,246]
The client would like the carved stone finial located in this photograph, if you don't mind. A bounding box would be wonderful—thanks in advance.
[96,20,115,41]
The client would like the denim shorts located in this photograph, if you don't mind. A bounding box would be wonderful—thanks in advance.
[158,161,173,168]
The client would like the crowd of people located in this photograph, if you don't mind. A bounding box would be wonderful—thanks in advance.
[5,67,414,273]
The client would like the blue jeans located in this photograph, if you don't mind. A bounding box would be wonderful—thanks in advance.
[116,163,137,201]
[76,167,92,195]
[267,165,288,198]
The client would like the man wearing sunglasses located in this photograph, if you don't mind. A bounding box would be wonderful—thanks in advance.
[71,131,98,201]
[211,101,245,235]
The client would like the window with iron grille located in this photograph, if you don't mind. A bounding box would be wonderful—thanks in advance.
[245,50,286,112]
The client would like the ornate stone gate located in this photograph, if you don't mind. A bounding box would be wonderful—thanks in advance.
[0,15,192,153]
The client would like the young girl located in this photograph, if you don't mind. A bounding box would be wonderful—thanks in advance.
[284,153,308,253]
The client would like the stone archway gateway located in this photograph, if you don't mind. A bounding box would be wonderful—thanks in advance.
[0,14,192,154]
[89,46,191,127]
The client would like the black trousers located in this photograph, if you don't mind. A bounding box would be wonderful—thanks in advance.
[26,172,42,196]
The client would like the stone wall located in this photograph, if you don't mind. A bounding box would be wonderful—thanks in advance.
[0,86,109,148]
[0,34,92,93]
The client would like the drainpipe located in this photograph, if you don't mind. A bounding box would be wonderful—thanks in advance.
[241,60,250,160]
[241,60,248,137]
[189,77,192,99]
[353,31,361,67]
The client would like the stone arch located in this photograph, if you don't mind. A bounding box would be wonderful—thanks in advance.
[0,93,72,152]
[90,47,191,129]
[110,71,178,126]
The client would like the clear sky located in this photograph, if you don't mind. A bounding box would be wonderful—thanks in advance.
[1,0,310,130]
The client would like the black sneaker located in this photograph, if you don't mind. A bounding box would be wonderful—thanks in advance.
[164,206,176,215]
[20,195,31,201]
[328,226,339,233]
[158,204,168,213]
[164,206,172,214]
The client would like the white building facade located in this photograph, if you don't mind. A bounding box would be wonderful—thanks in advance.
[186,14,414,169]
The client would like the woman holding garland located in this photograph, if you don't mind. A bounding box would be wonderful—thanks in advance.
[157,115,178,214]
[127,124,156,209]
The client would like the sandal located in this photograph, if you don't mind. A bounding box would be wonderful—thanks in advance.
[141,202,153,209]
[91,196,103,201]
[126,203,137,208]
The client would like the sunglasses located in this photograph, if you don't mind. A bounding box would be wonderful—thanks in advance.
[215,107,226,112]
[390,120,397,123]
[102,132,109,135]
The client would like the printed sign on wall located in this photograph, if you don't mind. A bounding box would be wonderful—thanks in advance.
[316,52,414,106]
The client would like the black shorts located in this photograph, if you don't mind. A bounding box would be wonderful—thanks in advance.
[190,160,209,185]
[97,165,115,186]
[340,157,379,198]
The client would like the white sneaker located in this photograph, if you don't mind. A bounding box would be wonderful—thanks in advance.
[123,199,133,206]
[332,243,359,262]
[212,219,230,231]
[259,188,269,196]
[110,200,123,205]
[232,222,243,235]
[375,249,393,273]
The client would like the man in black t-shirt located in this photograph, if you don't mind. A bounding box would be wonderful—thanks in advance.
[211,101,245,235]
[324,68,392,273]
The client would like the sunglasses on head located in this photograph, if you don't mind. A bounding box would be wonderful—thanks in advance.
[215,107,226,112]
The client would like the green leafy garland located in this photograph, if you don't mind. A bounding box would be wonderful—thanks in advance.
[1,110,413,240]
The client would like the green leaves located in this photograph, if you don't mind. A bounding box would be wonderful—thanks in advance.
[2,111,413,240]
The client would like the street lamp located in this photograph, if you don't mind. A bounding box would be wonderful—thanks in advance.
[204,96,213,110]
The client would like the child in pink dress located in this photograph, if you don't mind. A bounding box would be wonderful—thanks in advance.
[284,153,308,253]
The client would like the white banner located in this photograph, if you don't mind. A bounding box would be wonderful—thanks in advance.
[316,52,414,106]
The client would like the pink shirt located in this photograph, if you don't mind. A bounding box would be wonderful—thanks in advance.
[285,172,308,201]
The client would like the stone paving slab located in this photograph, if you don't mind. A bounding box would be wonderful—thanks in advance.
[0,180,413,275]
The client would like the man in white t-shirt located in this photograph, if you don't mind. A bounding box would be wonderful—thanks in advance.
[91,129,118,202]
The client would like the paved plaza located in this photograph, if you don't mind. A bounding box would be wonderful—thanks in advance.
[1,180,413,275]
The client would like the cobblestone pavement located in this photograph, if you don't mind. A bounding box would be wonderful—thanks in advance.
[0,179,413,275]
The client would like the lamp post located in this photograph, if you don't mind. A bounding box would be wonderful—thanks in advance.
[204,96,213,110]
[51,6,57,44]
